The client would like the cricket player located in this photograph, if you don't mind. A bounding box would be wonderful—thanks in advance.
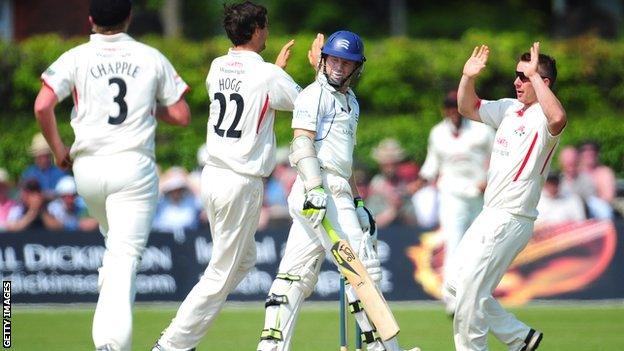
[33,1,191,350]
[257,30,418,351]
[152,2,321,350]
[413,89,494,315]
[444,42,566,351]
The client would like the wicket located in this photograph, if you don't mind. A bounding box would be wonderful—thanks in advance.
[339,276,363,351]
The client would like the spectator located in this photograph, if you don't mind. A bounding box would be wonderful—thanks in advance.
[43,175,98,231]
[558,146,612,219]
[352,165,371,200]
[5,179,45,231]
[578,141,616,204]
[20,133,67,199]
[271,146,297,195]
[153,168,202,237]
[367,138,418,227]
[258,148,293,231]
[0,168,17,231]
[536,172,586,225]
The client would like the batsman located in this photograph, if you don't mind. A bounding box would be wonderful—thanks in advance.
[257,30,419,351]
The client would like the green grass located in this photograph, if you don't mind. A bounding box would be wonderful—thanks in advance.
[12,302,624,351]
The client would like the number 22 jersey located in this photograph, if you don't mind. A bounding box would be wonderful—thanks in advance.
[205,49,300,177]
[41,33,189,160]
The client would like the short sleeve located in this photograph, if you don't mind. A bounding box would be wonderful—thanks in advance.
[156,52,189,106]
[41,51,76,102]
[418,130,440,181]
[268,65,300,112]
[291,85,323,132]
[478,98,516,129]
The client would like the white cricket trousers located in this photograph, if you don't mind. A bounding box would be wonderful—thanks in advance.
[439,192,483,313]
[159,165,263,350]
[444,207,533,351]
[261,173,366,350]
[73,152,158,351]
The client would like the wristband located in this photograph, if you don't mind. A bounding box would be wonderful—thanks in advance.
[353,197,364,208]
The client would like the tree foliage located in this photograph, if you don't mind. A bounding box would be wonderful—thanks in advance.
[1,32,623,180]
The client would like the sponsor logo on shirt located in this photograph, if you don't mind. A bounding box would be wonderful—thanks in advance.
[493,137,510,157]
[513,125,526,137]
[496,137,508,148]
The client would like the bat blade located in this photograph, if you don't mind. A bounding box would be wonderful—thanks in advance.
[326,222,400,341]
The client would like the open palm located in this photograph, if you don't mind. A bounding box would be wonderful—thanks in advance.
[463,45,489,78]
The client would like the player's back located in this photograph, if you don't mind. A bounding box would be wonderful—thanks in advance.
[42,33,187,160]
[205,49,299,177]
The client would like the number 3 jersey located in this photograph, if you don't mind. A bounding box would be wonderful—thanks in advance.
[205,49,300,177]
[40,33,189,159]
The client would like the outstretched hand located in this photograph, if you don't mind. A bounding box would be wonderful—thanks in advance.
[308,33,324,70]
[524,42,540,78]
[463,45,489,78]
[275,39,295,69]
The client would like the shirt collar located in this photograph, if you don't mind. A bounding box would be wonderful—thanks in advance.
[89,32,135,43]
[444,116,466,133]
[227,48,265,62]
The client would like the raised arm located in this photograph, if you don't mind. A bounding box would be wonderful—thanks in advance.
[524,42,567,136]
[457,45,489,122]
[308,33,324,70]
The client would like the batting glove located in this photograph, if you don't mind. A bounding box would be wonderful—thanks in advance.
[358,229,381,284]
[354,197,376,235]
[302,186,328,228]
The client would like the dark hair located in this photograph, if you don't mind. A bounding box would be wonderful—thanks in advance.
[519,52,557,87]
[90,0,131,27]
[22,179,42,192]
[223,1,267,46]
[546,171,560,183]
[443,89,458,108]
[579,140,601,153]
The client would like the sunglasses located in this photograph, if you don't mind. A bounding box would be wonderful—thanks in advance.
[515,71,531,82]
[516,71,550,83]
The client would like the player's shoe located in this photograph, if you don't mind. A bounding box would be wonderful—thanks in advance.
[404,347,421,351]
[151,341,195,351]
[520,329,543,351]
[95,345,115,351]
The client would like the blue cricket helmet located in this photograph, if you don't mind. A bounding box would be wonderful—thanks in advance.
[321,30,366,63]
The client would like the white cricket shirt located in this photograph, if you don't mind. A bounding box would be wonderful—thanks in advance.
[419,118,494,198]
[205,49,300,177]
[41,33,189,159]
[478,98,561,219]
[292,74,359,179]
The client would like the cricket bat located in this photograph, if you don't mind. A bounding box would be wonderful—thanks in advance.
[321,217,400,341]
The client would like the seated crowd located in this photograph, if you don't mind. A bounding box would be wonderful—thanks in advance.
[0,134,620,234]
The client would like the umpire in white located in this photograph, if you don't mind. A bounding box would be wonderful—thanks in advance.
[33,1,191,350]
